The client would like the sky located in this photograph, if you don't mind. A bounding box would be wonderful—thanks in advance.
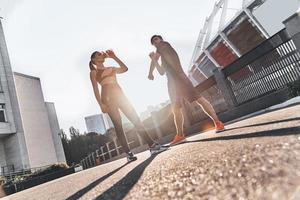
[0,0,244,134]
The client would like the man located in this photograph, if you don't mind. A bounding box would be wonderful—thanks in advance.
[148,35,225,145]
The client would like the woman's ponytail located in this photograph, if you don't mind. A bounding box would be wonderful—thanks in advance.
[89,60,95,71]
[89,51,99,71]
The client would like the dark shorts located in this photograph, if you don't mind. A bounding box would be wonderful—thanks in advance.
[168,73,200,107]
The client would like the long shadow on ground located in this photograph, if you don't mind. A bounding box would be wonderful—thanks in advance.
[95,155,157,200]
[66,162,130,200]
[185,127,300,144]
[224,117,300,132]
[187,117,300,136]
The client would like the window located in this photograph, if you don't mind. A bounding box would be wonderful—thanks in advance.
[0,104,6,122]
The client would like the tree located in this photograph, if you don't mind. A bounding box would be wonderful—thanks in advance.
[60,127,110,166]
[59,129,73,165]
[69,126,80,138]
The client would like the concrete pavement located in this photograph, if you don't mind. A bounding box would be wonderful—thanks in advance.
[3,104,300,200]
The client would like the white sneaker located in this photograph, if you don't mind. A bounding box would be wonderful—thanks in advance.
[149,143,169,155]
[126,152,137,162]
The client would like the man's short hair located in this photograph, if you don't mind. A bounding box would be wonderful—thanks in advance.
[150,35,163,44]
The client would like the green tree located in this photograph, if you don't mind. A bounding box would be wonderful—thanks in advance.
[60,127,110,165]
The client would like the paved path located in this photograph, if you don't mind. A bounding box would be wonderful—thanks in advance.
[4,105,300,200]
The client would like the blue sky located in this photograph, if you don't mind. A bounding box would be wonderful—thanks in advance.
[0,0,244,133]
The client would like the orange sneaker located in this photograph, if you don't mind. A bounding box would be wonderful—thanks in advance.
[215,121,225,133]
[170,134,186,146]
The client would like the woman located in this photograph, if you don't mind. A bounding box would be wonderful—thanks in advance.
[89,50,167,161]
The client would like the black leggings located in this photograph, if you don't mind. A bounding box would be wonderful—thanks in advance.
[101,84,154,153]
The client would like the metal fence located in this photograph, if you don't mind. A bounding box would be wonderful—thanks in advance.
[3,167,75,195]
[80,139,136,170]
[1,164,59,181]
[193,28,300,107]
[223,29,300,104]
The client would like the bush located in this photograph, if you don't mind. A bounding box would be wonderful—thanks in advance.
[287,79,300,98]
[28,163,69,179]
[3,164,74,195]
[3,163,69,186]
[0,177,5,185]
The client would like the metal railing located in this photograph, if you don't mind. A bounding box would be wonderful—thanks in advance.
[1,164,62,181]
[79,139,136,170]
[223,29,300,104]
[193,28,300,106]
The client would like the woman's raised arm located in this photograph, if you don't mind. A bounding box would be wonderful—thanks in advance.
[106,49,128,74]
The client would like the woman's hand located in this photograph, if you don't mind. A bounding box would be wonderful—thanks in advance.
[106,49,128,73]
[106,49,117,59]
[100,103,109,113]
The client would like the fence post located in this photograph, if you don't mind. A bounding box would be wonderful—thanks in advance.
[88,155,92,167]
[81,160,85,169]
[213,68,238,109]
[100,146,106,161]
[96,149,100,158]
[80,160,84,169]
[91,153,96,166]
[283,12,300,53]
[95,150,101,165]
[106,142,112,159]
[113,138,120,155]
[84,158,89,169]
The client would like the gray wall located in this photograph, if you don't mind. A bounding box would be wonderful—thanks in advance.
[0,20,30,170]
[14,72,58,168]
[0,139,6,170]
[45,102,66,164]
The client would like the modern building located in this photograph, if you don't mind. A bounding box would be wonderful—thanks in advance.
[189,0,300,85]
[13,72,67,168]
[0,19,66,174]
[186,0,300,121]
[45,102,66,164]
[85,111,132,134]
[85,114,113,134]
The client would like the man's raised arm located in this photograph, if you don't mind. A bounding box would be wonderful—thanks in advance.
[148,58,156,80]
[148,52,165,80]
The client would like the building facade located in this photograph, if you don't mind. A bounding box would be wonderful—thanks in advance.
[13,72,67,169]
[45,102,66,163]
[0,19,66,174]
[0,19,30,173]
[186,0,300,122]
[85,111,132,134]
[85,114,114,134]
[189,0,300,85]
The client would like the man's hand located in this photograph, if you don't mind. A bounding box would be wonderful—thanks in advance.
[148,73,154,80]
[149,52,160,61]
[106,49,117,59]
[149,52,155,59]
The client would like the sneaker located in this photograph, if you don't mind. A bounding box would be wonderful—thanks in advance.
[215,121,225,133]
[150,143,169,155]
[126,152,137,162]
[170,134,186,146]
